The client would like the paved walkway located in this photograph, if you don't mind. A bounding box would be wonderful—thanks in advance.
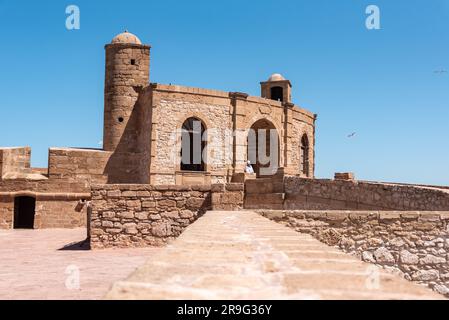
[0,229,159,300]
[107,211,442,300]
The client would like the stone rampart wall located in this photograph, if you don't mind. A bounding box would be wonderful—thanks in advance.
[285,177,449,211]
[260,210,449,297]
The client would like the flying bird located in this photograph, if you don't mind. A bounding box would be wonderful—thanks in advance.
[434,68,448,74]
[347,132,356,138]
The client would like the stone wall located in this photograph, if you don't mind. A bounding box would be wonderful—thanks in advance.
[290,117,315,178]
[34,200,87,229]
[0,199,13,229]
[260,210,449,297]
[285,177,449,211]
[0,147,31,179]
[150,87,233,185]
[0,192,89,229]
[48,148,111,184]
[148,84,316,185]
[0,178,90,230]
[211,183,244,211]
[90,184,212,249]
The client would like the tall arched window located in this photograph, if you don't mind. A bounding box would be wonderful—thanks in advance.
[270,86,284,102]
[181,117,206,172]
[301,134,310,176]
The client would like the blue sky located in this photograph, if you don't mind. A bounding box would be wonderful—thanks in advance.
[0,0,448,185]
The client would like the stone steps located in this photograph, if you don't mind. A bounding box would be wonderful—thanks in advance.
[244,177,286,209]
[244,193,285,210]
[245,178,284,194]
[105,211,443,300]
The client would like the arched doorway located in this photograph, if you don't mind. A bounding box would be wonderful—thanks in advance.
[248,119,280,177]
[180,117,207,172]
[14,197,36,229]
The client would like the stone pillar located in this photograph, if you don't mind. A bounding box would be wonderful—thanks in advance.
[229,92,248,175]
[283,102,295,175]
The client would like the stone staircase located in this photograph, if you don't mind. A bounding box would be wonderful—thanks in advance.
[244,176,285,210]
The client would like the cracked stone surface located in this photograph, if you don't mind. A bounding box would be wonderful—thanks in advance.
[106,211,443,300]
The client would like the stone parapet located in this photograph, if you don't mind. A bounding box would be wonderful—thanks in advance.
[90,184,212,249]
[259,209,449,297]
[285,177,449,211]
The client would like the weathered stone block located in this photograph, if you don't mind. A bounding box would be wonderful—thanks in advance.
[400,250,419,265]
[373,247,395,265]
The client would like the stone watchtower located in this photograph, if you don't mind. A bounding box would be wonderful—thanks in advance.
[260,73,292,103]
[103,31,151,152]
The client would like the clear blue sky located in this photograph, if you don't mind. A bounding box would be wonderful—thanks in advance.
[0,0,448,185]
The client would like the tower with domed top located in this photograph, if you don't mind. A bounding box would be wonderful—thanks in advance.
[260,73,292,103]
[103,30,151,152]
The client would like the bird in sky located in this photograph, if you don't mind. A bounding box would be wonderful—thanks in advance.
[434,68,448,74]
[347,132,356,138]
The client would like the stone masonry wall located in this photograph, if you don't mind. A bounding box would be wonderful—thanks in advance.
[260,210,449,297]
[151,91,232,185]
[0,178,90,229]
[285,177,449,211]
[0,199,13,229]
[0,147,31,179]
[211,183,244,211]
[90,184,212,249]
[34,200,87,229]
[48,148,111,184]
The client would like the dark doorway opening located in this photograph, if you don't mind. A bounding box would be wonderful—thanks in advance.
[270,86,284,102]
[181,117,207,172]
[14,197,36,229]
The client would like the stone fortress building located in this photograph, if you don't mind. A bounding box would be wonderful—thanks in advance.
[2,31,449,297]
[0,31,316,230]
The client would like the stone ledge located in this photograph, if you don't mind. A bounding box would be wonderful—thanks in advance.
[0,191,91,201]
[91,184,212,192]
[258,210,449,222]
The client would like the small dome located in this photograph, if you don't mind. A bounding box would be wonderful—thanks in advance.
[111,30,142,45]
[268,73,286,82]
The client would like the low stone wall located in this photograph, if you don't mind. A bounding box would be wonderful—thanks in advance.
[285,177,449,211]
[211,183,244,211]
[259,210,449,297]
[90,184,212,249]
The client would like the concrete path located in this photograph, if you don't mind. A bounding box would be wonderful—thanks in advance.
[0,229,160,300]
[107,211,442,300]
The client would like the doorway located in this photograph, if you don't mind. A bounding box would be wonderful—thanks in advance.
[14,197,36,229]
[248,119,280,177]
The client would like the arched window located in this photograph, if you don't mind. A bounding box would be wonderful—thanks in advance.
[270,86,284,102]
[181,117,206,172]
[301,134,310,176]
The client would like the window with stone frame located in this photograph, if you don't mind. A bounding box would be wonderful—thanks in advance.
[181,117,206,172]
